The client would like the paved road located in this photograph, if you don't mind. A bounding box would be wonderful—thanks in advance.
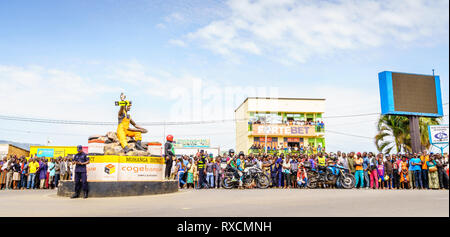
[0,189,448,217]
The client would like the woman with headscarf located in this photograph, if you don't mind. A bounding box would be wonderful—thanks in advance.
[427,155,440,189]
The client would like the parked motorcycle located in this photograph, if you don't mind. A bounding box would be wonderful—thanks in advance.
[306,164,355,189]
[222,166,270,189]
[326,164,355,189]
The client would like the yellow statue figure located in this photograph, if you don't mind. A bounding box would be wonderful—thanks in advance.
[117,93,148,153]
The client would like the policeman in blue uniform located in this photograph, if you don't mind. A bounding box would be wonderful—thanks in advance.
[71,145,90,199]
[197,150,208,189]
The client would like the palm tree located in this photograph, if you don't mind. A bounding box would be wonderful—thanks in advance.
[375,115,441,153]
[375,115,409,153]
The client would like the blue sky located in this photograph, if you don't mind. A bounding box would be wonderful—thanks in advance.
[0,0,448,153]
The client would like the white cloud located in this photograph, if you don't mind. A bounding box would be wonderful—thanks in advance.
[155,23,166,29]
[0,65,122,117]
[182,0,449,64]
[169,39,187,47]
[164,12,185,23]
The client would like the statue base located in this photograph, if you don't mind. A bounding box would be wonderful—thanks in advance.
[57,180,178,198]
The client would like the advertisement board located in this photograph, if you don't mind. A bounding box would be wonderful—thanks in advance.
[86,155,164,181]
[31,146,85,158]
[252,124,316,137]
[428,125,449,145]
[36,148,54,157]
[174,139,210,148]
[378,71,443,117]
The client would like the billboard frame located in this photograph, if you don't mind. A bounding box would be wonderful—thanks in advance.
[378,71,443,117]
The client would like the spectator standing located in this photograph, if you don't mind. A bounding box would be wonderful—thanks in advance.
[377,156,385,189]
[186,159,195,189]
[348,154,355,177]
[392,155,400,189]
[338,152,349,170]
[435,154,449,189]
[276,154,283,188]
[177,158,186,188]
[411,155,423,189]
[427,156,439,189]
[369,154,379,189]
[12,158,21,189]
[363,153,370,188]
[407,154,415,189]
[27,158,39,189]
[282,156,291,189]
[54,159,60,188]
[354,153,364,188]
[20,158,28,190]
[205,157,215,188]
[48,159,56,189]
[0,158,6,189]
[269,157,278,188]
[400,156,409,189]
[290,157,298,188]
[214,158,221,189]
[384,154,394,189]
[39,159,48,189]
[5,157,15,190]
[421,151,430,189]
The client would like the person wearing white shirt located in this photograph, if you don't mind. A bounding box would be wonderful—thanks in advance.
[282,157,291,189]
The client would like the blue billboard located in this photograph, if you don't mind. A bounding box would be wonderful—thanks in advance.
[378,71,443,117]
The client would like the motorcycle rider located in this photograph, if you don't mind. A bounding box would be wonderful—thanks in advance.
[236,151,245,187]
[219,149,233,188]
[316,153,327,181]
[227,151,240,183]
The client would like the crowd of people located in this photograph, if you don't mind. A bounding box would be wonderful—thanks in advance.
[1,149,448,191]
[0,155,73,190]
[166,149,449,190]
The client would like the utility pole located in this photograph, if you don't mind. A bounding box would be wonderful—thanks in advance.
[264,117,268,154]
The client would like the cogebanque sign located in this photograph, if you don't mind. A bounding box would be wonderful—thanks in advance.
[252,124,316,137]
[84,155,164,181]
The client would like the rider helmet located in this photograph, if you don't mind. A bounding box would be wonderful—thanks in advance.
[166,134,174,142]
[229,149,235,155]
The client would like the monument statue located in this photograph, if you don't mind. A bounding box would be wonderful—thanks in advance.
[116,93,148,153]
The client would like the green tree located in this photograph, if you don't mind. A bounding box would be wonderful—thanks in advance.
[375,115,441,153]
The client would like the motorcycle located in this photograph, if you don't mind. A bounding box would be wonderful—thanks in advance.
[222,166,270,189]
[306,164,355,189]
[326,164,355,189]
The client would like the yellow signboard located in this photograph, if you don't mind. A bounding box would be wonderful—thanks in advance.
[29,146,78,158]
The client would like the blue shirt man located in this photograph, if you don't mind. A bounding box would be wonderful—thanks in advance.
[275,157,283,171]
[363,156,370,170]
[73,150,89,173]
[410,157,421,171]
[71,145,89,199]
[409,156,423,188]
